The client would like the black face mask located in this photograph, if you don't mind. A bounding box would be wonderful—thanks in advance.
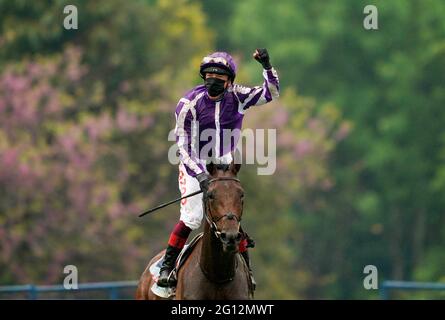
[205,77,227,97]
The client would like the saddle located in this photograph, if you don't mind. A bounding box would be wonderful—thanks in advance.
[149,233,203,298]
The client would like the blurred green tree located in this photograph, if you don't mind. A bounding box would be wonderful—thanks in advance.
[227,0,445,298]
[0,0,213,285]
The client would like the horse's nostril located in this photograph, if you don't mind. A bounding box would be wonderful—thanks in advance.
[220,232,227,240]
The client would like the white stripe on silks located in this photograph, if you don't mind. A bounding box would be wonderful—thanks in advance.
[215,101,221,158]
[190,105,198,162]
[179,98,190,104]
[269,67,279,81]
[265,68,280,99]
[264,68,280,100]
[176,92,205,174]
[178,130,202,174]
[239,68,280,112]
[174,98,190,133]
[268,82,279,99]
[240,87,263,112]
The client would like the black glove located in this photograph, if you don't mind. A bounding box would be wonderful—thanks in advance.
[196,172,211,193]
[254,48,272,70]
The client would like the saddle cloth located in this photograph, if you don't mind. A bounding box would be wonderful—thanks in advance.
[149,232,203,298]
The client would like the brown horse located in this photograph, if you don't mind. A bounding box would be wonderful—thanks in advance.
[136,161,253,300]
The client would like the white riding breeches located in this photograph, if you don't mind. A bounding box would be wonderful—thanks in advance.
[178,153,233,230]
[178,162,203,230]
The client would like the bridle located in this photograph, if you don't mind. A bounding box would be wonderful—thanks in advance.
[200,176,244,284]
[202,177,242,240]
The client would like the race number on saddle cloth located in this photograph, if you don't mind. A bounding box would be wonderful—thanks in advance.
[174,51,280,231]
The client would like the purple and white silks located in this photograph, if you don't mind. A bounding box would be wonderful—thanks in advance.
[174,68,280,177]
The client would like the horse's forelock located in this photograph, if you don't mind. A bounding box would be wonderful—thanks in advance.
[215,164,230,172]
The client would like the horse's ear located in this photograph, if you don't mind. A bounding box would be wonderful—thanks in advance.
[229,150,241,175]
[229,161,241,176]
[206,161,217,176]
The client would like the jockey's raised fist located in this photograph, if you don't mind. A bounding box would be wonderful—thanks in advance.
[253,48,272,70]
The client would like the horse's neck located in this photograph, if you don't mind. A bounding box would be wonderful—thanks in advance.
[200,222,236,283]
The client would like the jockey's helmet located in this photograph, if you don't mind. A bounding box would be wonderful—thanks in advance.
[199,52,237,82]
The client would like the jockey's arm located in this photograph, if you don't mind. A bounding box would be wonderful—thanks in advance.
[233,67,280,113]
[174,99,205,177]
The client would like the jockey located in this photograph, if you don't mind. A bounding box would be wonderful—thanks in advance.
[157,49,280,287]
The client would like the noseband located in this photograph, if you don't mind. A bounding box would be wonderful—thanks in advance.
[202,177,242,239]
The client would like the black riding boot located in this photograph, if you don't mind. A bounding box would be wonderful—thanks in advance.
[157,245,181,287]
[241,251,256,291]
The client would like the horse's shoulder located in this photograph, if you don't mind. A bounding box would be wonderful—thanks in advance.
[176,232,203,270]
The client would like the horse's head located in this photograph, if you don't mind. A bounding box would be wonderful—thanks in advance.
[204,160,244,253]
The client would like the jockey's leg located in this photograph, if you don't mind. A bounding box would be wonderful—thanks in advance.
[239,234,256,291]
[158,163,203,288]
[239,225,255,248]
[158,220,191,287]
